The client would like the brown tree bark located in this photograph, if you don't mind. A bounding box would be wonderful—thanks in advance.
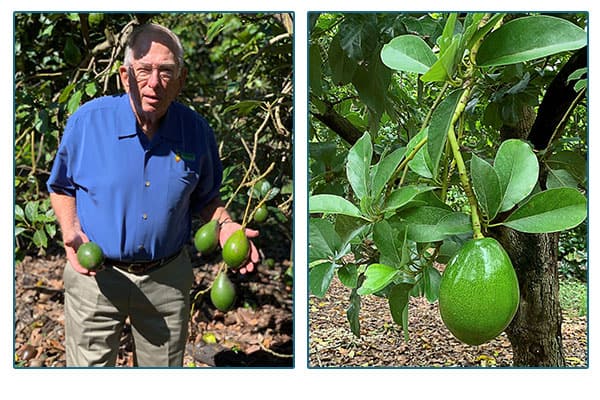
[493,104,565,366]
[311,103,364,146]
[492,46,586,366]
[492,227,565,366]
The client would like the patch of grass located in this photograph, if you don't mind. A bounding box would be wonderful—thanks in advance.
[559,279,587,317]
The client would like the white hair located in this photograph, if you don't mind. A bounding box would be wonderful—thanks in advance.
[123,23,184,71]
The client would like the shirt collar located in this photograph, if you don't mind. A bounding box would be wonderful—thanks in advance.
[116,93,138,140]
[116,93,182,144]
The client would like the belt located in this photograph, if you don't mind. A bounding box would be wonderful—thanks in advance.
[106,250,182,275]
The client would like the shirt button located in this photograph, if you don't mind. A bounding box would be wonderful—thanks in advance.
[145,181,151,187]
[142,213,148,220]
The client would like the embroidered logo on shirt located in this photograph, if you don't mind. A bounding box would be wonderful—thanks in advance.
[175,151,196,162]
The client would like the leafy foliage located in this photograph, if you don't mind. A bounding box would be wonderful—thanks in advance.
[309,12,587,340]
[14,12,293,260]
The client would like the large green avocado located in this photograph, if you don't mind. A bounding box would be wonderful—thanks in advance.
[222,229,250,269]
[210,270,236,312]
[194,220,220,254]
[438,237,519,346]
[77,242,104,270]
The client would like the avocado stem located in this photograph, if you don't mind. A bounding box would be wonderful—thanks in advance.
[447,118,484,240]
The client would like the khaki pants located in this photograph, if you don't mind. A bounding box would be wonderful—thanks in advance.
[63,249,193,367]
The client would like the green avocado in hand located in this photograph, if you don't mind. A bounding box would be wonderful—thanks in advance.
[77,242,104,271]
[194,220,220,255]
[222,229,250,269]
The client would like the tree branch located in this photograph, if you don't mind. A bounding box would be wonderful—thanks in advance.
[528,47,587,151]
[311,102,363,145]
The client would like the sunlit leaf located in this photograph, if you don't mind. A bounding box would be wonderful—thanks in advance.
[380,35,437,74]
[309,194,363,218]
[346,132,373,200]
[357,264,398,295]
[477,15,587,67]
[500,188,587,233]
[494,139,539,212]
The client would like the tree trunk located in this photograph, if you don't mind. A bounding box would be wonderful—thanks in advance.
[493,47,586,366]
[492,228,565,366]
[494,100,566,366]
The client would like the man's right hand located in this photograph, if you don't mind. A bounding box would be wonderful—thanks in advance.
[63,231,97,276]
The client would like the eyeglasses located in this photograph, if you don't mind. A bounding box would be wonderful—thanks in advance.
[129,63,178,83]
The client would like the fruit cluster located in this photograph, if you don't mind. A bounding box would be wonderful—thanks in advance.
[194,220,253,312]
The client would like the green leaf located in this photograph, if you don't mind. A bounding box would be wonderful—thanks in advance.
[567,67,587,82]
[346,132,373,199]
[380,35,437,74]
[438,13,459,52]
[329,34,358,84]
[371,146,406,199]
[309,194,363,218]
[427,90,464,179]
[309,218,341,261]
[545,150,587,186]
[357,264,398,295]
[466,13,505,50]
[388,283,412,326]
[64,36,81,66]
[24,201,38,223]
[58,83,76,104]
[309,43,323,97]
[477,15,587,67]
[309,262,337,298]
[421,34,461,82]
[399,206,472,242]
[33,229,48,248]
[14,204,25,222]
[494,139,539,212]
[423,265,442,303]
[459,13,485,52]
[205,15,233,43]
[45,222,57,239]
[546,169,579,189]
[500,188,587,233]
[568,67,588,93]
[383,185,437,213]
[574,79,587,92]
[470,154,502,220]
[436,212,473,236]
[373,220,407,268]
[67,90,83,115]
[338,264,359,288]
[335,214,370,247]
[223,100,262,116]
[408,143,434,179]
[352,57,391,117]
[84,82,97,97]
[347,289,361,337]
[338,14,378,61]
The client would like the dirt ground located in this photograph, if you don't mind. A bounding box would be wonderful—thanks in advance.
[309,278,588,368]
[14,231,293,368]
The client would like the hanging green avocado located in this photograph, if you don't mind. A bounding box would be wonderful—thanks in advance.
[210,270,236,312]
[194,220,220,255]
[439,237,520,346]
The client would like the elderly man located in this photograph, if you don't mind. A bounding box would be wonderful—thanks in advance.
[47,23,259,367]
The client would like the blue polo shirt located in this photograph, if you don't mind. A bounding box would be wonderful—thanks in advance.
[47,93,222,261]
